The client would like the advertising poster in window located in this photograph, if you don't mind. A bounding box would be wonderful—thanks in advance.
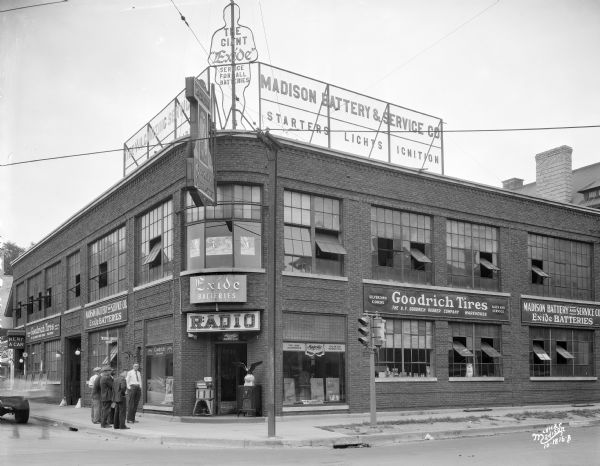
[206,236,232,256]
[240,236,255,255]
[190,238,201,258]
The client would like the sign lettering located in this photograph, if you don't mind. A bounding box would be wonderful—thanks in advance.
[521,298,600,328]
[187,311,260,332]
[83,298,128,330]
[190,274,247,303]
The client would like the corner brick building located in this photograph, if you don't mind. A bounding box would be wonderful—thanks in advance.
[6,130,600,417]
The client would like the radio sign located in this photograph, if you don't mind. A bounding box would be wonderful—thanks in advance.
[187,311,260,333]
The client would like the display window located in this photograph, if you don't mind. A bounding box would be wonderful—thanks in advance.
[376,319,435,378]
[282,343,346,405]
[145,345,174,406]
[530,327,594,377]
[88,328,121,372]
[448,322,502,377]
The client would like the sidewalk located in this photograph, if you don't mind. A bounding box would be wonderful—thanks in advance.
[28,401,600,448]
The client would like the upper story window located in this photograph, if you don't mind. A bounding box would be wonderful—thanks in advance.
[88,226,127,302]
[66,252,81,309]
[16,282,25,326]
[137,200,173,285]
[186,184,262,270]
[371,207,432,284]
[284,190,346,276]
[44,262,62,315]
[447,220,500,291]
[528,234,592,300]
[27,273,43,318]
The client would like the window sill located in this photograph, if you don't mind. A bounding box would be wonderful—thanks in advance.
[376,377,438,383]
[529,377,597,381]
[282,271,348,282]
[64,306,83,315]
[84,291,128,308]
[180,268,266,277]
[133,276,173,292]
[283,404,349,413]
[449,377,504,382]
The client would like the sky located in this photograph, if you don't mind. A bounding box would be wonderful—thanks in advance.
[1,0,599,248]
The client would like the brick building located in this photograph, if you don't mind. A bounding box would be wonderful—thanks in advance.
[5,59,600,416]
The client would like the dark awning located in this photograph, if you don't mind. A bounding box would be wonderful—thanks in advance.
[409,248,431,263]
[556,346,574,359]
[531,265,549,278]
[143,241,162,265]
[479,258,500,271]
[315,233,347,255]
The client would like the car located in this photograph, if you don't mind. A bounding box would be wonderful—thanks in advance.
[0,395,30,424]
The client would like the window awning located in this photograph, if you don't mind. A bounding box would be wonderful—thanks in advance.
[480,341,502,358]
[531,265,549,278]
[409,248,431,263]
[532,344,551,361]
[452,341,474,357]
[315,234,347,255]
[143,241,162,265]
[479,258,500,271]
[556,346,575,359]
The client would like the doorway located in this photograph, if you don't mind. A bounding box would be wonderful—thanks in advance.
[215,343,246,415]
[65,336,81,405]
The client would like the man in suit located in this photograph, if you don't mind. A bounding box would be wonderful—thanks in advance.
[112,370,129,429]
[99,366,114,428]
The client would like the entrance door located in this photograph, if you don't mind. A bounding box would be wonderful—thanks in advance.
[65,337,81,405]
[216,344,246,415]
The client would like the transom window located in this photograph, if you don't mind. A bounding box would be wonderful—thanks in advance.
[528,234,592,300]
[137,200,173,285]
[530,327,594,377]
[448,323,502,377]
[447,220,500,291]
[284,191,345,276]
[371,207,432,284]
[186,184,262,269]
[88,226,127,302]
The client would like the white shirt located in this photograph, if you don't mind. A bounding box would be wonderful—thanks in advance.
[88,373,99,388]
[126,368,142,389]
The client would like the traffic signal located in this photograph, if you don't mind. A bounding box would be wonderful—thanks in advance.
[358,315,371,348]
[372,316,386,347]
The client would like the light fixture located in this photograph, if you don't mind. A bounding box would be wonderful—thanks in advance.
[74,348,81,356]
[56,350,63,358]
[19,358,23,363]
[22,352,28,358]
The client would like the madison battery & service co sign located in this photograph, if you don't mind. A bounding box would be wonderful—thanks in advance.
[83,298,128,330]
[364,284,509,322]
[521,298,600,328]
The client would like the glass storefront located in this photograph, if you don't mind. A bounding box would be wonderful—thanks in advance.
[145,345,174,406]
[88,327,121,372]
[282,343,346,405]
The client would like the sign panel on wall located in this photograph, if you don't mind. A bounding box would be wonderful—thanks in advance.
[187,311,260,332]
[83,298,128,331]
[190,274,247,303]
[7,332,25,349]
[363,284,509,322]
[26,315,61,342]
[521,298,600,328]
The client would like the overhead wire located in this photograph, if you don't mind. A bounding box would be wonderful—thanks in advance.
[1,124,598,168]
[168,0,210,58]
[0,0,67,13]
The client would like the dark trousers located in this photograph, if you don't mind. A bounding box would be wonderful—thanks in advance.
[100,401,112,427]
[113,401,127,429]
[127,385,141,422]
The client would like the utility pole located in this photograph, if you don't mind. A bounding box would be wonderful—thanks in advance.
[229,0,236,130]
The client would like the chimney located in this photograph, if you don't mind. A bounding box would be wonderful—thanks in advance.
[535,145,573,203]
[502,178,524,191]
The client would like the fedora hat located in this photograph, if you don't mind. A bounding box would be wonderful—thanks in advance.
[101,365,112,372]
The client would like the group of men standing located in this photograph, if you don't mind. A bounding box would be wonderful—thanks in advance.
[88,362,142,429]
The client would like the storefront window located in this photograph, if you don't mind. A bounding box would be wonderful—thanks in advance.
[44,339,61,382]
[282,343,345,405]
[528,234,592,300]
[447,220,500,291]
[26,342,42,373]
[371,207,432,284]
[530,327,594,377]
[377,319,435,378]
[186,185,262,270]
[88,328,121,372]
[145,345,174,406]
[448,323,502,377]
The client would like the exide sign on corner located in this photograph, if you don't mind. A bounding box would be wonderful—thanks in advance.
[190,274,247,304]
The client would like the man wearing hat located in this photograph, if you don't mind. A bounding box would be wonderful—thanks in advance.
[99,366,114,428]
[87,366,102,424]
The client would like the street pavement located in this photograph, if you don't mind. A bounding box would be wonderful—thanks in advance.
[27,400,600,448]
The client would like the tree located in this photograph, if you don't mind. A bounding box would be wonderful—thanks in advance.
[1,241,26,276]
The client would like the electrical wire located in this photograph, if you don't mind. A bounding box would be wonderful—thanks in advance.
[168,0,210,58]
[0,0,67,13]
[2,124,598,168]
